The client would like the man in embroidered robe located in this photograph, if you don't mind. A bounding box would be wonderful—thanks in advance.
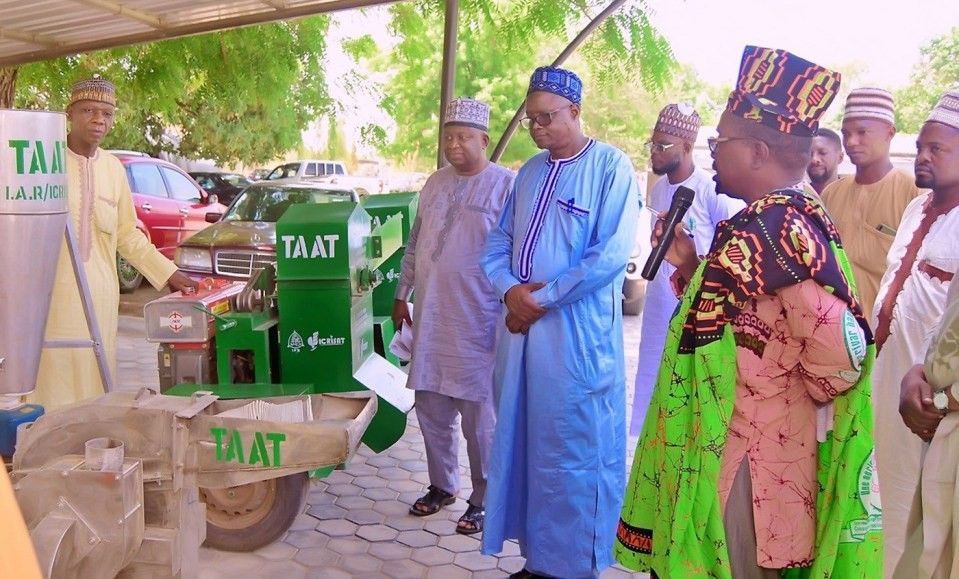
[872,89,959,577]
[807,127,844,195]
[616,46,881,579]
[30,77,195,409]
[821,88,923,318]
[480,66,639,579]
[392,97,514,535]
[630,103,744,436]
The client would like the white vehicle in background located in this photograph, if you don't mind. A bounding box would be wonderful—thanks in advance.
[263,159,387,193]
[623,205,654,316]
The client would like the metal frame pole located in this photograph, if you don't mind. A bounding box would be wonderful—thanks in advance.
[436,0,459,169]
[490,0,627,163]
[43,219,115,393]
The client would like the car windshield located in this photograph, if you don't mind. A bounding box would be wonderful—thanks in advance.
[222,174,252,187]
[223,185,354,222]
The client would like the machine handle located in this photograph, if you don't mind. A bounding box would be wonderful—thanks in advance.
[141,203,152,211]
[179,207,190,215]
[191,304,237,331]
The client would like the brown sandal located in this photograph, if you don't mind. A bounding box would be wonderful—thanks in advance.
[409,485,455,516]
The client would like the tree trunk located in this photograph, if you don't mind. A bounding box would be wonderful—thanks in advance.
[0,66,19,108]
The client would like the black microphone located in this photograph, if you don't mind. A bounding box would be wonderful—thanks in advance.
[641,185,695,281]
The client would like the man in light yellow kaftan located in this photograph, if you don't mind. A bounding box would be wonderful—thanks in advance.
[29,77,195,409]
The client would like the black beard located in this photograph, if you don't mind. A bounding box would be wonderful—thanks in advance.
[652,158,680,177]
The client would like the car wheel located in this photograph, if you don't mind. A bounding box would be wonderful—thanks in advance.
[622,278,646,316]
[117,254,143,293]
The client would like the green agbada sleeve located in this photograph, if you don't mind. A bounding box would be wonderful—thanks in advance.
[615,237,881,578]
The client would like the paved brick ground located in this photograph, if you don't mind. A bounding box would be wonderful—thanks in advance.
[116,304,648,578]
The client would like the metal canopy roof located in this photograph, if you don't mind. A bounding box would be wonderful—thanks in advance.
[0,0,398,67]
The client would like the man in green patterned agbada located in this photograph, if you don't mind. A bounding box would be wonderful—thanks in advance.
[615,46,882,578]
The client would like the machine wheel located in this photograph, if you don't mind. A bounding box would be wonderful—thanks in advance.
[117,254,144,293]
[200,473,309,552]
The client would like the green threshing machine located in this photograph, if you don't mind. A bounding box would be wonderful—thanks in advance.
[153,191,420,550]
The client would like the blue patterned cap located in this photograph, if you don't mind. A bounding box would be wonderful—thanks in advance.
[527,66,582,104]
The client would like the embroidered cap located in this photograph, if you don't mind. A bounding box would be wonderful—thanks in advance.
[527,66,583,105]
[69,76,117,108]
[726,46,841,137]
[655,103,701,141]
[843,88,895,126]
[444,97,490,132]
[926,89,959,131]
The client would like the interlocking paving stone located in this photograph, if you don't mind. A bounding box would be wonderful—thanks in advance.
[396,529,439,548]
[377,466,412,481]
[367,541,413,561]
[372,499,414,517]
[497,556,527,574]
[410,471,431,485]
[362,486,400,501]
[355,523,399,542]
[305,504,347,521]
[326,536,371,556]
[391,449,422,461]
[253,541,297,561]
[426,564,473,579]
[284,530,330,550]
[202,551,265,574]
[411,545,456,566]
[390,479,426,493]
[314,519,359,537]
[346,507,387,525]
[257,560,308,579]
[453,551,499,571]
[288,513,321,532]
[335,494,375,510]
[382,515,427,531]
[339,553,383,574]
[398,459,427,472]
[292,547,340,567]
[326,483,363,497]
[365,454,398,468]
[380,559,429,579]
[306,489,336,505]
[436,532,480,552]
[343,462,378,476]
[353,475,391,489]
[424,519,458,536]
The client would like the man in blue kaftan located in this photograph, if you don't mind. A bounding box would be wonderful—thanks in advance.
[480,66,639,579]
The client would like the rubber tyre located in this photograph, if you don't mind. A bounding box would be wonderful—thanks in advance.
[117,254,143,293]
[622,278,646,316]
[201,473,310,552]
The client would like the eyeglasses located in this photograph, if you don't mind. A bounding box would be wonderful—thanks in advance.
[520,104,572,129]
[645,141,676,153]
[707,136,759,154]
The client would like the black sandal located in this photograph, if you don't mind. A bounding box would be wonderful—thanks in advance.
[409,485,455,516]
[455,503,484,535]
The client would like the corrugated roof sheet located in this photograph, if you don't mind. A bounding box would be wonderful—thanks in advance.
[0,0,396,66]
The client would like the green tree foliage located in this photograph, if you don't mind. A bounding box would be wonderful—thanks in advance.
[14,18,331,165]
[355,0,674,169]
[897,27,959,133]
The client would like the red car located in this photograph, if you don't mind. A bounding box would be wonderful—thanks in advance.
[111,152,227,292]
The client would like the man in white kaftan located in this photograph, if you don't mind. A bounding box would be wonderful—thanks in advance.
[30,77,195,410]
[393,98,513,534]
[874,89,959,577]
[480,67,638,579]
[630,103,744,436]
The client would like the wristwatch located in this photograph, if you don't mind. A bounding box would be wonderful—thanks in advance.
[933,389,950,413]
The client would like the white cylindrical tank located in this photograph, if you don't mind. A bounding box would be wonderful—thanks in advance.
[0,110,68,396]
